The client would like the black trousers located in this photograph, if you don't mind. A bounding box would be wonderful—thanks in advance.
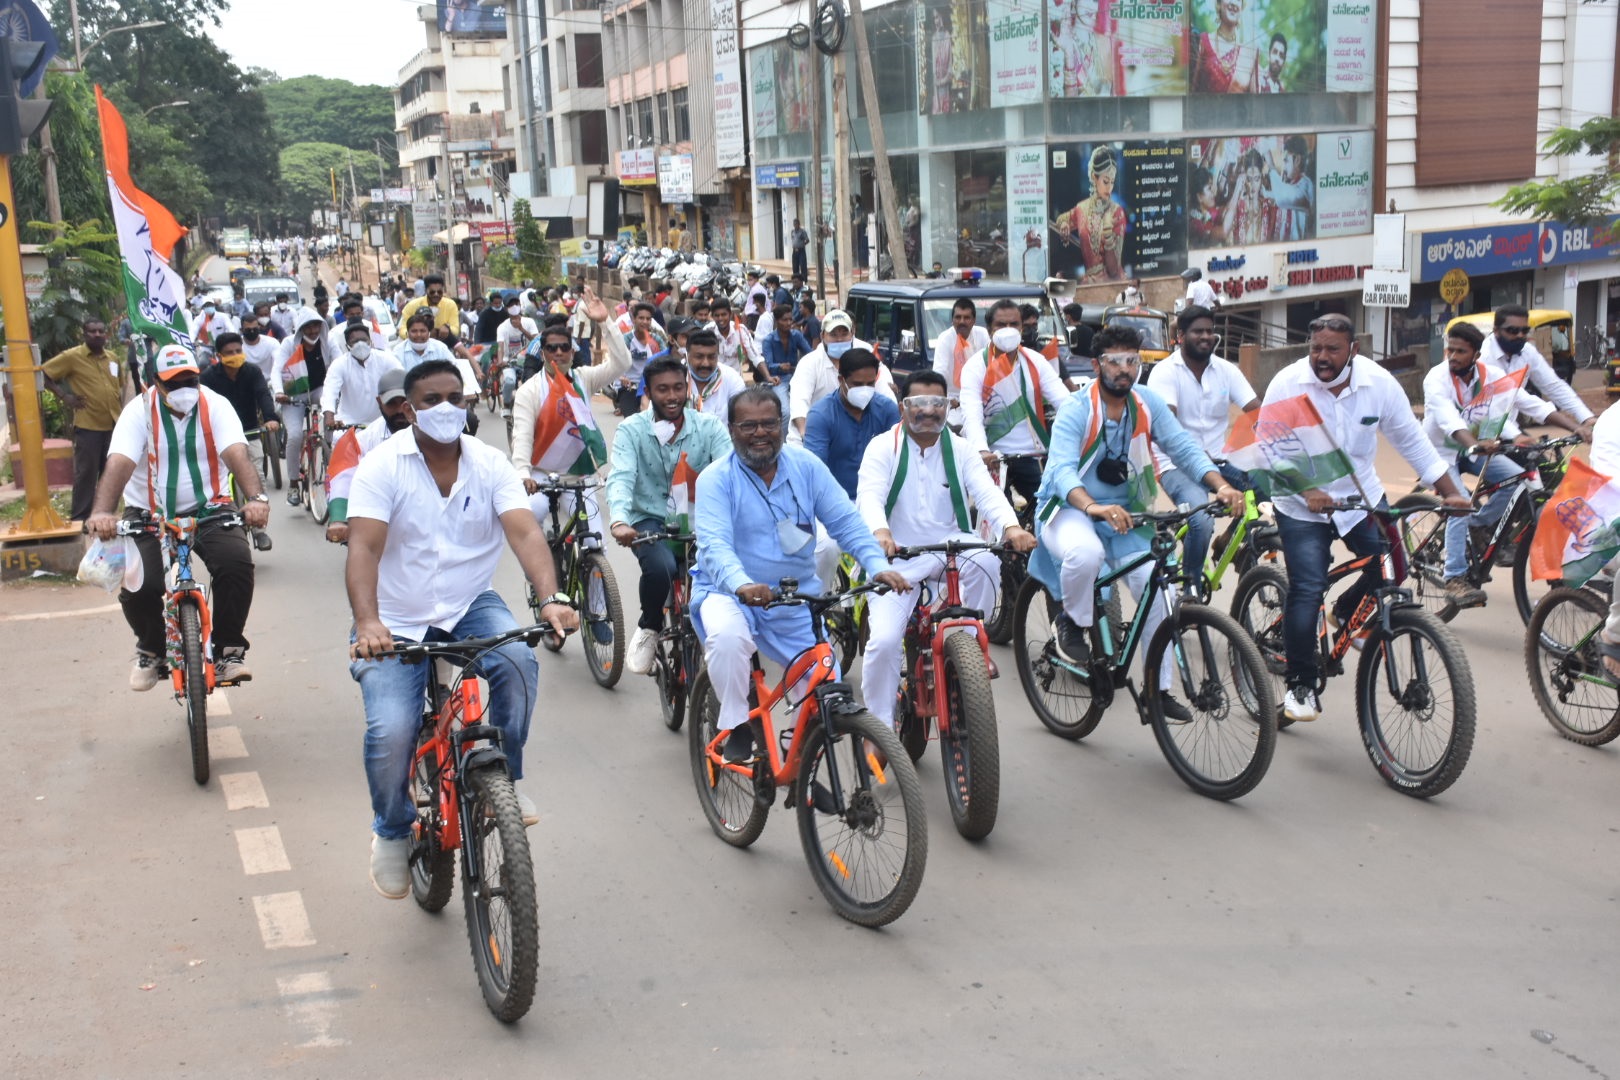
[630,517,678,630]
[791,247,808,279]
[120,511,255,655]
[71,428,114,521]
[1003,456,1043,515]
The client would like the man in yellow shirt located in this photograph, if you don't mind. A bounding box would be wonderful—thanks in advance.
[398,274,460,332]
[41,317,124,521]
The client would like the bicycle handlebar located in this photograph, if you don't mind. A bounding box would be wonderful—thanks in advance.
[766,577,891,611]
[1129,501,1229,529]
[630,528,696,547]
[891,539,1003,559]
[1462,433,1583,462]
[379,622,563,664]
[116,509,245,535]
[530,473,595,492]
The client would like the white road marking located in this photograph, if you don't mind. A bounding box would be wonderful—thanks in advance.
[211,689,232,717]
[208,724,248,760]
[234,826,291,876]
[219,771,269,810]
[276,971,347,1048]
[252,891,315,949]
[0,602,122,623]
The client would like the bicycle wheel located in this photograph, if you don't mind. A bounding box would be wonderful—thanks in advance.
[939,633,1000,840]
[1229,563,1290,722]
[409,723,455,911]
[687,668,768,847]
[461,765,538,1023]
[537,546,572,653]
[1013,576,1105,739]
[577,551,626,689]
[654,633,686,732]
[179,600,209,786]
[1510,513,1554,629]
[795,706,927,927]
[1355,606,1476,798]
[1391,493,1453,621]
[1143,604,1277,800]
[984,552,1024,645]
[308,437,330,524]
[264,429,283,490]
[895,687,928,763]
[1525,587,1620,745]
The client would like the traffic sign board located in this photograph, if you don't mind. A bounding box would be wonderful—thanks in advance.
[1440,268,1470,306]
[1361,269,1411,308]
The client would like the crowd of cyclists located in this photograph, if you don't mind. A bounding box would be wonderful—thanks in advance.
[64,245,1620,927]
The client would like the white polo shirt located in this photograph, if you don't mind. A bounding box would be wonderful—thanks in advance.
[321,350,405,427]
[346,429,530,638]
[109,387,248,515]
[1149,350,1257,473]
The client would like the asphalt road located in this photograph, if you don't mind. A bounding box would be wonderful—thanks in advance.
[4,267,1619,1076]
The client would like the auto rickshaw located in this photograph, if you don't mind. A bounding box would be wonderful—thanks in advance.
[1103,305,1172,372]
[1443,309,1594,390]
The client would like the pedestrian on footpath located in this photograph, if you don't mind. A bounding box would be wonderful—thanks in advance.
[41,317,123,521]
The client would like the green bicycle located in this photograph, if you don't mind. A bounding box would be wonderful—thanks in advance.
[525,473,626,688]
[1524,586,1620,746]
[823,553,873,672]
[1178,487,1281,603]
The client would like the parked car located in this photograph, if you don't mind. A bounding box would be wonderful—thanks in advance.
[241,275,302,310]
[844,271,1065,376]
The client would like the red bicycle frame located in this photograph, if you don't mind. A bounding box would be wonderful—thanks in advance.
[904,551,994,733]
[702,642,844,789]
[414,676,486,853]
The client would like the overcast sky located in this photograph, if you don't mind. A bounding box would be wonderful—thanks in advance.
[214,0,431,87]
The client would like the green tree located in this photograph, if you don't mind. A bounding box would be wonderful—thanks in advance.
[26,220,124,358]
[511,199,552,284]
[10,72,111,228]
[1495,117,1620,226]
[279,141,383,226]
[261,76,396,153]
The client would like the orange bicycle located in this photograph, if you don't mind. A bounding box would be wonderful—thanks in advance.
[688,578,928,927]
[387,621,560,1022]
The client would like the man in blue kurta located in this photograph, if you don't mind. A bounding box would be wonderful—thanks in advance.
[691,387,909,763]
[1028,327,1244,716]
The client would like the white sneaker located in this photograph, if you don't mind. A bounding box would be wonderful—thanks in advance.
[625,627,658,675]
[517,791,539,827]
[130,651,165,692]
[1283,685,1321,723]
[369,835,410,899]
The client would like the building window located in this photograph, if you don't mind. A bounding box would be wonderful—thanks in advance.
[671,86,690,143]
[636,97,655,146]
[656,92,670,146]
[576,34,604,89]
[580,112,608,166]
[556,41,568,92]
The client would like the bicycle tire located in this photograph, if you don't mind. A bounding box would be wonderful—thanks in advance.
[577,551,626,689]
[984,553,1024,645]
[895,687,927,763]
[461,765,539,1022]
[308,437,331,524]
[654,634,686,732]
[179,600,210,786]
[264,429,283,490]
[1510,513,1553,629]
[1524,587,1620,746]
[939,633,1000,840]
[687,668,768,847]
[795,706,927,927]
[1013,576,1105,739]
[409,722,455,911]
[1355,606,1476,798]
[537,545,573,653]
[1229,563,1290,725]
[1143,604,1277,800]
[1391,492,1454,621]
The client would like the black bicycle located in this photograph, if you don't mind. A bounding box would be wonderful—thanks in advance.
[633,529,698,731]
[525,473,625,688]
[984,451,1045,645]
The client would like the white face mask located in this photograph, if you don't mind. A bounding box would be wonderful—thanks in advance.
[413,400,466,444]
[350,341,371,361]
[845,385,877,411]
[302,331,321,344]
[409,341,428,354]
[165,387,199,415]
[507,306,521,317]
[653,419,677,446]
[992,327,1022,353]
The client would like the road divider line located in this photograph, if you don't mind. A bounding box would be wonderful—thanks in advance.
[235,826,291,876]
[219,771,269,810]
[276,971,347,1048]
[209,725,248,760]
[0,602,122,623]
[252,891,315,949]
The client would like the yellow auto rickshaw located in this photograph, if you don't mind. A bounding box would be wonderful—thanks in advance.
[1103,305,1172,368]
[1444,309,1579,385]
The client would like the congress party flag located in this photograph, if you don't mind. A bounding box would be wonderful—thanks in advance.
[324,426,366,524]
[1449,365,1529,450]
[95,86,194,352]
[1222,393,1356,497]
[1530,457,1620,585]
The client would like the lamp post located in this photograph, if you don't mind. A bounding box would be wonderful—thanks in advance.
[142,99,189,118]
[75,19,167,70]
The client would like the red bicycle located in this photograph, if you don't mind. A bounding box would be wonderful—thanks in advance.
[891,540,1004,840]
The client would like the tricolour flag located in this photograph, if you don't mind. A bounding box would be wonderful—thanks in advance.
[1223,393,1355,497]
[529,368,606,475]
[981,349,1050,448]
[667,451,698,532]
[1450,365,1528,449]
[324,427,365,524]
[95,87,194,352]
[1530,457,1620,585]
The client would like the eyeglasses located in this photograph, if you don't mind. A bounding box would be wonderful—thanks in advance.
[730,420,780,435]
[541,342,573,352]
[902,395,948,410]
[1498,324,1532,336]
[1308,316,1355,333]
[1098,352,1141,367]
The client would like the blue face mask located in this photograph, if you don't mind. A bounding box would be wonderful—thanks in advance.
[825,341,852,359]
[691,367,718,384]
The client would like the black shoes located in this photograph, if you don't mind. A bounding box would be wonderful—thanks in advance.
[722,724,756,764]
[1053,614,1091,667]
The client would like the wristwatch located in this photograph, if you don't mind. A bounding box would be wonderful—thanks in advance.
[539,592,573,608]
[249,494,270,504]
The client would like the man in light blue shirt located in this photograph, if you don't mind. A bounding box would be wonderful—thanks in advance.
[692,387,909,762]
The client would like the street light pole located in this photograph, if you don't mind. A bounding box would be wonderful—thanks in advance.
[141,99,189,118]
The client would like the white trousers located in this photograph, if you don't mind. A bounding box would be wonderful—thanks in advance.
[1041,507,1172,686]
[528,483,604,550]
[813,523,841,594]
[862,543,1000,726]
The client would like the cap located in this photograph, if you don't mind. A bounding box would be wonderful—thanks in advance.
[823,309,854,334]
[376,368,407,404]
[1180,268,1201,282]
[666,317,696,338]
[154,343,200,381]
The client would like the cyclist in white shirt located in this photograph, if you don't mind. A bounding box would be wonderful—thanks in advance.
[958,299,1071,507]
[930,297,990,427]
[345,358,578,899]
[394,313,457,368]
[706,296,769,382]
[238,313,279,380]
[787,309,896,441]
[1149,304,1258,587]
[686,328,746,419]
[1480,304,1595,438]
[323,321,405,430]
[494,302,540,360]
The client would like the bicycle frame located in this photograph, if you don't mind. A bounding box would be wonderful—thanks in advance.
[161,519,216,696]
[1177,488,1270,594]
[1313,514,1423,695]
[903,547,996,726]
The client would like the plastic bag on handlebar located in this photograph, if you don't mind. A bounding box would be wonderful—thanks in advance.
[77,536,140,594]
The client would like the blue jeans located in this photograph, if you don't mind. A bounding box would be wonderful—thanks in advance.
[1444,454,1523,579]
[1160,461,1250,586]
[631,516,678,631]
[350,590,540,840]
[1276,507,1388,687]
